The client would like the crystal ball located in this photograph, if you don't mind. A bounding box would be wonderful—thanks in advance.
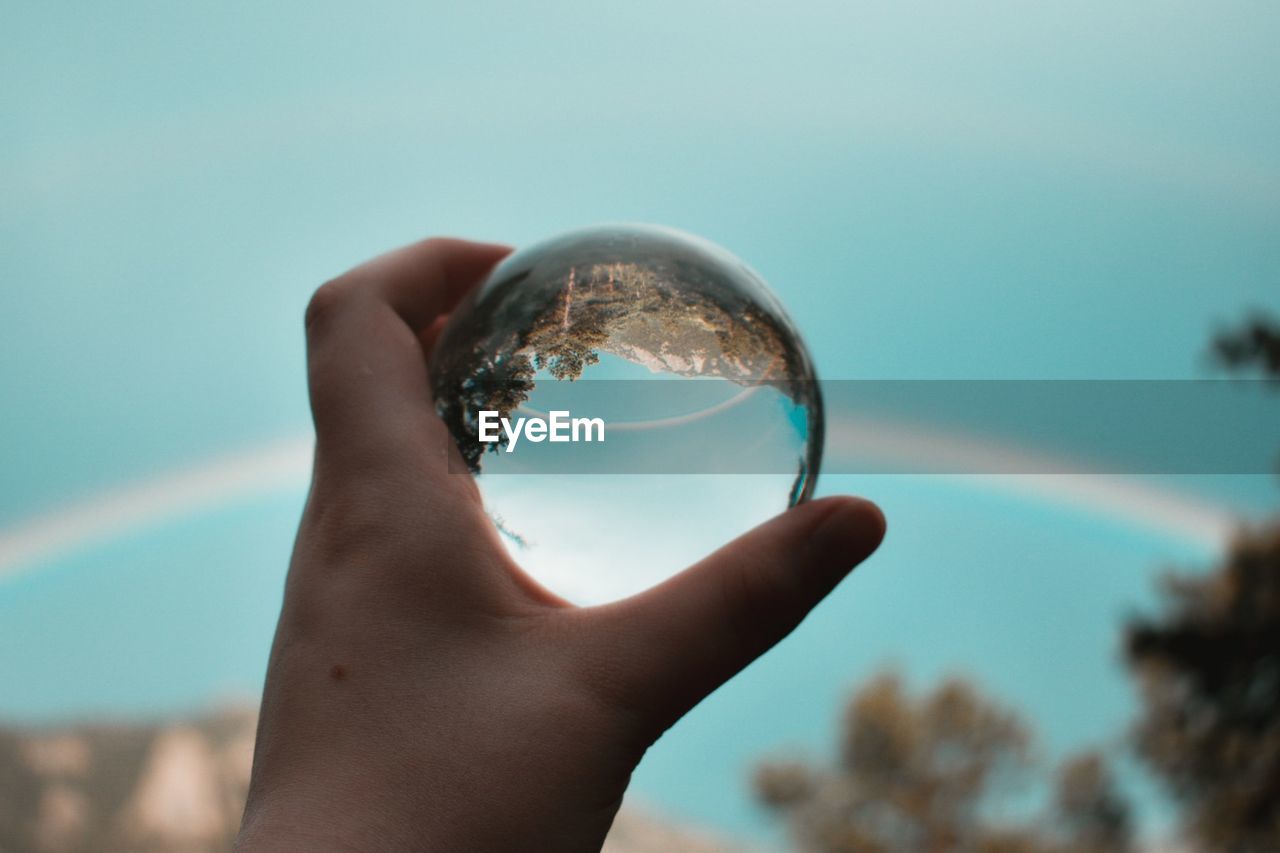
[429,224,824,604]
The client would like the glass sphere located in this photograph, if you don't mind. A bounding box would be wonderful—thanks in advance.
[430,224,823,604]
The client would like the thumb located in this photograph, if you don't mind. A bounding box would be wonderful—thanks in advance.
[600,496,885,732]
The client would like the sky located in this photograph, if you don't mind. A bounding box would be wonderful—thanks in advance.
[2,0,1279,844]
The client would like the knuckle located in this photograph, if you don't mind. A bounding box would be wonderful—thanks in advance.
[304,278,354,337]
[307,468,400,547]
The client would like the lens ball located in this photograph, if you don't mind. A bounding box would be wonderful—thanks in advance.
[430,224,823,604]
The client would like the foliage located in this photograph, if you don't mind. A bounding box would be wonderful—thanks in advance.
[1212,313,1280,379]
[1120,314,1280,851]
[754,671,1132,853]
[433,259,804,472]
[1124,525,1280,851]
[758,313,1280,852]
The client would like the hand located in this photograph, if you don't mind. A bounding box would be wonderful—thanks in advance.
[235,237,886,852]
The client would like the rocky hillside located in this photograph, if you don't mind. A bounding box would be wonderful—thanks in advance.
[0,708,735,852]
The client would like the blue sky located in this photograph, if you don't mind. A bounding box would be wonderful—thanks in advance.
[2,0,1278,843]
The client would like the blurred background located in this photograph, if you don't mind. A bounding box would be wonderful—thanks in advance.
[2,2,1278,851]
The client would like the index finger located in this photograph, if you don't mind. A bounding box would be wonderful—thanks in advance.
[304,236,512,470]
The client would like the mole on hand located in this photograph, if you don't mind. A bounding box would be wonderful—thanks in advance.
[330,664,347,682]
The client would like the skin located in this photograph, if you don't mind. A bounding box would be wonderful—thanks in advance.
[234,237,886,852]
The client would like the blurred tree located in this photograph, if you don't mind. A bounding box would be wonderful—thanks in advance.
[754,671,1132,853]
[1118,314,1280,852]
[1125,526,1280,852]
[1052,753,1133,852]
[1212,313,1280,379]
[759,314,1280,852]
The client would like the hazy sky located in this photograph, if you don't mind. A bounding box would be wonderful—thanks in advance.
[2,1,1278,842]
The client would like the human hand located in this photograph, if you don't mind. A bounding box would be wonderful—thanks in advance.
[235,237,886,852]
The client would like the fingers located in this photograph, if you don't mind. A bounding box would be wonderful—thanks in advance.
[418,315,450,363]
[304,238,511,470]
[599,497,885,731]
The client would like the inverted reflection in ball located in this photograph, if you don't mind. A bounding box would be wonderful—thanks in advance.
[430,224,824,604]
